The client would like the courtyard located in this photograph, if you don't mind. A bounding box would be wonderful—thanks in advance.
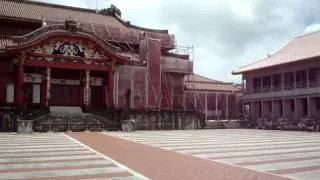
[0,129,319,179]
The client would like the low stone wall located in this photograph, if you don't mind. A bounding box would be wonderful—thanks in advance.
[17,119,34,133]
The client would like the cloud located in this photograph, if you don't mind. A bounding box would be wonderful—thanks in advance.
[304,24,320,34]
[35,0,320,82]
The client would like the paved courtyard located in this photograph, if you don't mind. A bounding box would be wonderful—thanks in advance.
[1,130,320,180]
[105,129,320,180]
[0,133,145,180]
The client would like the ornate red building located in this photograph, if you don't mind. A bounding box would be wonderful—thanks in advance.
[0,1,242,131]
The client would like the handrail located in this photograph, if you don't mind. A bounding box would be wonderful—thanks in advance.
[245,78,320,94]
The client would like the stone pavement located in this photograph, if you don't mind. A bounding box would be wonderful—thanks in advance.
[71,131,287,180]
[0,133,146,180]
[104,129,320,180]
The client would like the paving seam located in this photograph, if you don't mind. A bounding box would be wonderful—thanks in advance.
[64,133,149,180]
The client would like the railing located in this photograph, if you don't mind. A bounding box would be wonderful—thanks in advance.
[284,82,295,90]
[245,79,320,94]
[309,79,320,87]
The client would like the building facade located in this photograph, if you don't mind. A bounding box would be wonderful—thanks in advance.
[0,0,192,111]
[0,0,196,131]
[233,31,320,131]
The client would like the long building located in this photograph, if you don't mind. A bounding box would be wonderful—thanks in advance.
[232,31,320,131]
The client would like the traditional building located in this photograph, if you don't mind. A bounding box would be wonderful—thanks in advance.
[233,31,320,131]
[0,0,195,131]
[0,0,241,132]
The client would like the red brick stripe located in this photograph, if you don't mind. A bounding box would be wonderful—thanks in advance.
[69,132,289,180]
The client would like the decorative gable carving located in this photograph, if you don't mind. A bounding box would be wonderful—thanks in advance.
[31,39,106,59]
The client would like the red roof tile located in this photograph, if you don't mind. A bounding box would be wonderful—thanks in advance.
[233,30,320,74]
[185,74,240,92]
[0,0,168,33]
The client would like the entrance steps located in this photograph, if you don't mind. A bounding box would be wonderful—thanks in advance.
[49,106,83,116]
[205,120,242,129]
[33,106,119,132]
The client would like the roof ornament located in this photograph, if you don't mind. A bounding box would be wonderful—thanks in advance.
[99,4,122,17]
[41,15,47,27]
[267,53,271,58]
[65,17,79,33]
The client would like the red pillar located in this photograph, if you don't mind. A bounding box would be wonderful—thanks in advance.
[108,70,114,108]
[83,70,90,112]
[14,64,24,108]
[40,78,46,110]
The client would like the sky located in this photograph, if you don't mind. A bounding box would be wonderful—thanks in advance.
[37,0,320,83]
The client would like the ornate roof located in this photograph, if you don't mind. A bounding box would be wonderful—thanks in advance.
[233,30,320,74]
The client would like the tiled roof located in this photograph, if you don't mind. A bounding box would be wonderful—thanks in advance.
[0,1,175,49]
[185,74,222,83]
[185,74,240,92]
[0,0,121,26]
[0,36,15,50]
[0,0,169,33]
[233,30,320,74]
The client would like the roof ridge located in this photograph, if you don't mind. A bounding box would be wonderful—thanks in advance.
[190,74,222,82]
[235,37,296,71]
[22,0,97,14]
[295,29,320,39]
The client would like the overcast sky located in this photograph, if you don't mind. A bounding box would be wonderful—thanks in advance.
[37,0,320,83]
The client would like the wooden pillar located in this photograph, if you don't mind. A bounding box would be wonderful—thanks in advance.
[271,100,274,121]
[270,75,273,92]
[45,67,51,107]
[293,71,296,89]
[216,92,219,120]
[40,75,46,110]
[108,70,114,108]
[260,77,263,92]
[205,91,208,121]
[307,97,310,119]
[281,73,285,90]
[193,88,196,109]
[294,98,297,121]
[84,70,90,111]
[282,99,285,118]
[235,94,238,119]
[183,91,186,110]
[261,100,264,117]
[307,69,309,88]
[14,62,24,108]
[226,93,229,120]
[130,69,134,108]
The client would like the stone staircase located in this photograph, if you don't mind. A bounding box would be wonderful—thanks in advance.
[205,120,225,129]
[33,106,119,132]
[205,120,243,129]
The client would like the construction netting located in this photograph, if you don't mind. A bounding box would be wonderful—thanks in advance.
[184,90,241,120]
[116,65,146,109]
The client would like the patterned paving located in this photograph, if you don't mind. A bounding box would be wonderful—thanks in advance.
[105,129,320,180]
[0,133,146,180]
